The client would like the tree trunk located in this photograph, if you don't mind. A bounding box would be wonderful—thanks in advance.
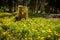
[8,0,13,13]
[35,0,38,13]
[40,0,45,14]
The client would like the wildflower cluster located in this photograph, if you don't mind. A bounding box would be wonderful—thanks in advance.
[0,16,60,40]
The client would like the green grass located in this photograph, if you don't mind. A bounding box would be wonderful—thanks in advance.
[0,13,60,40]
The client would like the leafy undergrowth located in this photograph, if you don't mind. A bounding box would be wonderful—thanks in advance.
[0,16,60,40]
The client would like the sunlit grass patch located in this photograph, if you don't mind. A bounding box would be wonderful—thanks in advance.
[0,16,60,40]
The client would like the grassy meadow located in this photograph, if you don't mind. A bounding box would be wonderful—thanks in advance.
[0,13,60,40]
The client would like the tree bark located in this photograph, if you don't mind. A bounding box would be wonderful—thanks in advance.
[40,0,45,14]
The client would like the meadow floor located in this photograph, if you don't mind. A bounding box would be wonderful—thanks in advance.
[0,13,60,40]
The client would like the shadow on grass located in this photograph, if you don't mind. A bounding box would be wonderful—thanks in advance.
[28,12,60,18]
[28,12,50,18]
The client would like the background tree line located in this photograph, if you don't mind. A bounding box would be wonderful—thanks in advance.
[0,0,60,14]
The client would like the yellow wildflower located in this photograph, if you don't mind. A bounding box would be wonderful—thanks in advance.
[35,30,37,32]
[8,34,10,37]
[41,24,44,27]
[32,29,35,31]
[28,38,32,40]
[47,29,52,33]
[24,24,26,27]
[38,36,40,39]
[25,35,26,37]
[58,38,60,40]
[24,24,27,28]
[3,32,8,35]
[42,30,45,33]
[54,32,60,36]
[48,35,51,38]
[41,37,45,40]
[0,27,2,30]
[13,37,15,40]
[25,38,27,40]
[12,31,14,33]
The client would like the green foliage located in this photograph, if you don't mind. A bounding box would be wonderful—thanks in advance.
[0,13,60,40]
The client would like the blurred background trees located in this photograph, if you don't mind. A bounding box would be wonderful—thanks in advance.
[0,0,60,14]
